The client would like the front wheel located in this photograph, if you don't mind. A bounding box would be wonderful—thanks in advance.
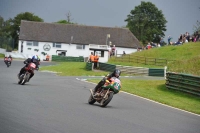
[100,91,114,107]
[88,94,96,104]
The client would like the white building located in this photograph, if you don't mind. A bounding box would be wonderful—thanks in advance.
[18,20,142,62]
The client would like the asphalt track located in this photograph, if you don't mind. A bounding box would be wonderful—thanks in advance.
[0,59,200,133]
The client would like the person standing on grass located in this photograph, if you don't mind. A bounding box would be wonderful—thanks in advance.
[94,52,99,69]
[168,35,172,45]
[88,52,94,63]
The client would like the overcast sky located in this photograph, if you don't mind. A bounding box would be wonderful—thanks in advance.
[0,0,199,42]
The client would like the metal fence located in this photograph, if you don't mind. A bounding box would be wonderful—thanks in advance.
[166,72,200,96]
[85,62,165,77]
[99,62,116,72]
[52,55,84,62]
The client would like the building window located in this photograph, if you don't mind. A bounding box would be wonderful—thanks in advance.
[53,43,61,48]
[94,51,104,57]
[101,51,104,57]
[34,49,39,52]
[27,41,32,46]
[33,41,38,46]
[76,44,85,49]
[26,41,38,46]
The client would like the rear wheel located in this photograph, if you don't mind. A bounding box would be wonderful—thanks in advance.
[88,94,96,104]
[100,91,114,107]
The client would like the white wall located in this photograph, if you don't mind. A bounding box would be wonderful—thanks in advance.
[0,48,6,54]
[18,40,137,62]
[115,47,137,55]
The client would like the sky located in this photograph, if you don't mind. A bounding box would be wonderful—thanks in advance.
[0,0,199,43]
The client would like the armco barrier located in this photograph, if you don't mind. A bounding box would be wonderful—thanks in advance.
[52,55,84,62]
[85,62,165,77]
[99,62,116,72]
[166,72,200,96]
[86,62,93,70]
[116,65,149,76]
[149,68,164,77]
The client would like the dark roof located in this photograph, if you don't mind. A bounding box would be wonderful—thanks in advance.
[19,20,142,48]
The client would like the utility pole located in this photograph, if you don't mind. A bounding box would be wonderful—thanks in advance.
[66,11,73,23]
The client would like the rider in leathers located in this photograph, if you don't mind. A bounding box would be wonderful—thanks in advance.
[93,69,121,93]
[18,56,40,82]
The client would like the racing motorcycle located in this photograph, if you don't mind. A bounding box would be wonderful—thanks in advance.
[18,62,36,85]
[88,77,121,107]
[4,58,11,67]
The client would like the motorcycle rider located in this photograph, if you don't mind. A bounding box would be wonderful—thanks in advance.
[18,55,40,82]
[93,69,121,93]
[32,55,40,69]
[7,55,13,65]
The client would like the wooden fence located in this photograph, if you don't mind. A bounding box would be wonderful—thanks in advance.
[113,55,175,66]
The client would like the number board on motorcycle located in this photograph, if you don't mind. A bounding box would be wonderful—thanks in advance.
[30,63,36,68]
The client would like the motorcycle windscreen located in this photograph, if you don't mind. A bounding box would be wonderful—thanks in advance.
[102,78,121,94]
[28,63,36,71]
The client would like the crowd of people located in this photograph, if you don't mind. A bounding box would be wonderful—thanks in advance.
[141,31,200,50]
[168,31,200,45]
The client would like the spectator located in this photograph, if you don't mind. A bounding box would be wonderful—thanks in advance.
[146,43,152,49]
[88,52,94,63]
[111,45,116,56]
[123,51,126,55]
[168,35,172,45]
[94,52,99,69]
[174,38,182,45]
[151,42,157,47]
[160,38,164,46]
[179,34,183,42]
[46,54,50,61]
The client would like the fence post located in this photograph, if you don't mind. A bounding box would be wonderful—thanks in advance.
[164,66,167,79]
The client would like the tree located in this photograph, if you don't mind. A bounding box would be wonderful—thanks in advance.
[0,16,13,49]
[193,20,200,34]
[9,12,43,49]
[125,1,167,45]
[193,7,200,35]
[55,11,75,24]
[56,20,74,24]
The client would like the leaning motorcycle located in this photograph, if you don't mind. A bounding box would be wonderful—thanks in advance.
[18,62,36,85]
[4,58,11,67]
[88,77,121,107]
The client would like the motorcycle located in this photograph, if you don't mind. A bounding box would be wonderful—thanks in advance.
[18,62,36,85]
[4,58,11,67]
[88,77,121,107]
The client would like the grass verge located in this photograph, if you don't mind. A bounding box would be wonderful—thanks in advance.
[40,62,109,76]
[0,53,4,58]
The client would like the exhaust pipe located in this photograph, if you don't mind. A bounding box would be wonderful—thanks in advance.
[90,89,95,98]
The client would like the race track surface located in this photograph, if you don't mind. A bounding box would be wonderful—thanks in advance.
[0,59,199,133]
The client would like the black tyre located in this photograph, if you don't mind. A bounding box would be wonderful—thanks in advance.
[100,91,114,107]
[88,94,96,104]
[18,80,22,84]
